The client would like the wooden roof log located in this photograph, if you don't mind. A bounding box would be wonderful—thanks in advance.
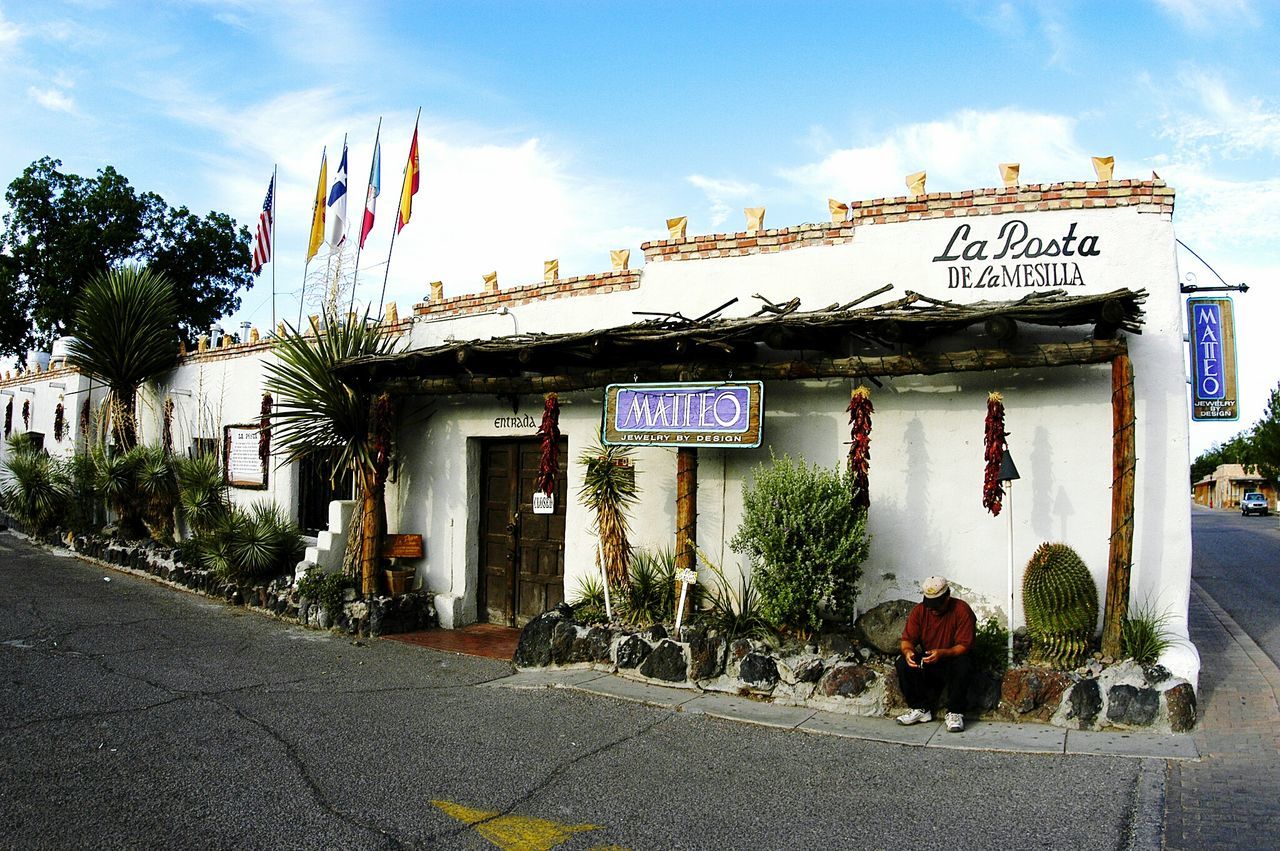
[377,338,1128,396]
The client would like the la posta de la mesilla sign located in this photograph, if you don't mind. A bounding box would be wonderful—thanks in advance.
[932,218,1102,290]
[603,382,764,448]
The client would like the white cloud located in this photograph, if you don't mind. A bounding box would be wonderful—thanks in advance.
[686,174,762,228]
[27,86,74,113]
[1164,68,1280,158]
[781,108,1091,200]
[1153,0,1256,31]
[0,9,21,54]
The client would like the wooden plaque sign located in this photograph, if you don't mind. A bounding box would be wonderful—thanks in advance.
[602,381,764,448]
[223,424,267,489]
[383,534,424,559]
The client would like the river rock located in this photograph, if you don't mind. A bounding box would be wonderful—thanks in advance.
[855,599,916,655]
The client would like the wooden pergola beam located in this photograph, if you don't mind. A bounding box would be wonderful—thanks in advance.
[376,339,1128,396]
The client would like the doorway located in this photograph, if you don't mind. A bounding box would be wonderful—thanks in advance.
[478,438,568,626]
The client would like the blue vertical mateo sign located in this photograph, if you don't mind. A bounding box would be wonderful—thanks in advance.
[1188,297,1239,421]
[602,382,764,447]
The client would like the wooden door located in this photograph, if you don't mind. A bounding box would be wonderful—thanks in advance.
[478,438,568,626]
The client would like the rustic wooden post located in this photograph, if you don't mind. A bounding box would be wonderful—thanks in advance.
[675,446,698,593]
[1101,352,1136,657]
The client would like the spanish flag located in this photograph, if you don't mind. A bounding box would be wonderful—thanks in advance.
[397,118,419,233]
[306,148,327,262]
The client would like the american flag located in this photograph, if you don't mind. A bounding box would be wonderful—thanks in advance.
[249,175,274,275]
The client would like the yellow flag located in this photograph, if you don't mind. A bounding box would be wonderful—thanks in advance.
[306,149,327,262]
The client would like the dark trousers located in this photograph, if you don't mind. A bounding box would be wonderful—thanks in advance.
[895,653,972,714]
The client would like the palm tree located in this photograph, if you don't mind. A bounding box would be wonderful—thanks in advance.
[264,315,401,596]
[65,266,180,450]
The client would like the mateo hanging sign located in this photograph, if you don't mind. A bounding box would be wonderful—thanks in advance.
[1188,297,1239,422]
[603,382,764,447]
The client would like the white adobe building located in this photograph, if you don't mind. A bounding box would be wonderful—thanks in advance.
[0,177,1200,686]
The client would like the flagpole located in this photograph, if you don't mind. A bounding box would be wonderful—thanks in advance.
[299,146,327,329]
[350,117,382,320]
[270,164,277,333]
[379,107,420,317]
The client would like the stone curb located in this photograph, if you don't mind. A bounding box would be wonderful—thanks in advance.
[485,669,1200,761]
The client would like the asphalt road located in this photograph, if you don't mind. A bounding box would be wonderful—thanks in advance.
[1190,504,1280,667]
[1,534,1147,850]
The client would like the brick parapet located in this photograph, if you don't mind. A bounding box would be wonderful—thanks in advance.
[641,180,1175,263]
[411,270,641,317]
[0,363,80,390]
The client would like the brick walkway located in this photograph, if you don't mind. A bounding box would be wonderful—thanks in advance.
[1163,582,1280,849]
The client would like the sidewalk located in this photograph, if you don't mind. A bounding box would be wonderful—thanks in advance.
[1163,582,1280,848]
[483,664,1199,761]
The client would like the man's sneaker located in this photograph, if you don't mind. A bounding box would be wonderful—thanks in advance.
[945,712,965,732]
[896,708,932,726]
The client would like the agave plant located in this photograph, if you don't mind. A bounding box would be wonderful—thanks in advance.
[213,502,304,582]
[91,446,146,539]
[65,266,180,450]
[263,314,401,595]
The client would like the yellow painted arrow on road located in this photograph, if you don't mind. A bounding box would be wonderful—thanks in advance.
[432,799,603,851]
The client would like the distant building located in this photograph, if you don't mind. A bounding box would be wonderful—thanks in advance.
[1192,463,1275,509]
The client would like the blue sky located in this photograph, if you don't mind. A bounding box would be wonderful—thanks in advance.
[0,1,1277,456]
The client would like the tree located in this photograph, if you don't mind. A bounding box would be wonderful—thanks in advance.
[1190,429,1255,486]
[0,157,253,358]
[1251,383,1280,485]
[65,266,181,450]
[264,316,401,596]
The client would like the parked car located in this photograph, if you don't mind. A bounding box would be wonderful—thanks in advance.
[1241,493,1269,516]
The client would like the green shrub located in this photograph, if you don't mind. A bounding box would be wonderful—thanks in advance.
[970,617,1010,673]
[1122,600,1175,665]
[63,453,103,535]
[569,573,609,625]
[730,454,870,637]
[296,566,353,621]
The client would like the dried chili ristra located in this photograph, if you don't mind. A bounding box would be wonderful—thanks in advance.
[534,393,560,496]
[983,391,1006,516]
[258,394,272,466]
[846,385,873,511]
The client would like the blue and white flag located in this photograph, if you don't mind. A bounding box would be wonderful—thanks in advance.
[327,141,349,247]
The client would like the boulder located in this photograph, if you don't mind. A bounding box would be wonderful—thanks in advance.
[1164,682,1197,732]
[513,606,573,667]
[817,633,855,657]
[639,640,687,682]
[549,621,578,665]
[856,599,916,655]
[1107,684,1160,727]
[793,657,826,684]
[687,633,725,680]
[739,653,779,689]
[616,635,652,669]
[1001,667,1072,721]
[965,670,1003,713]
[817,662,877,698]
[569,626,614,664]
[1065,678,1102,727]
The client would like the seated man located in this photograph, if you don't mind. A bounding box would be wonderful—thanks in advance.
[894,575,976,732]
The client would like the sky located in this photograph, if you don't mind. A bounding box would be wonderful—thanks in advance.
[0,0,1276,457]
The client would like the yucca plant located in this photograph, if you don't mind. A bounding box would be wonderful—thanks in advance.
[91,446,146,539]
[617,547,681,625]
[569,573,609,625]
[264,313,401,596]
[129,444,178,542]
[698,550,772,642]
[198,502,303,583]
[0,437,69,535]
[65,266,180,450]
[174,452,228,537]
[578,441,639,588]
[63,452,103,535]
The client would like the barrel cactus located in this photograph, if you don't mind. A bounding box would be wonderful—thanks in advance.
[1022,542,1099,669]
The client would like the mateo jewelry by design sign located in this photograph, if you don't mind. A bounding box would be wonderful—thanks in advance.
[603,382,764,447]
[1188,297,1239,422]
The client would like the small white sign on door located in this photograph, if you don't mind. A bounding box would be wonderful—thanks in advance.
[532,492,555,514]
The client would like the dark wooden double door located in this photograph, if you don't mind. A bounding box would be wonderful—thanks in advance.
[479,438,568,627]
